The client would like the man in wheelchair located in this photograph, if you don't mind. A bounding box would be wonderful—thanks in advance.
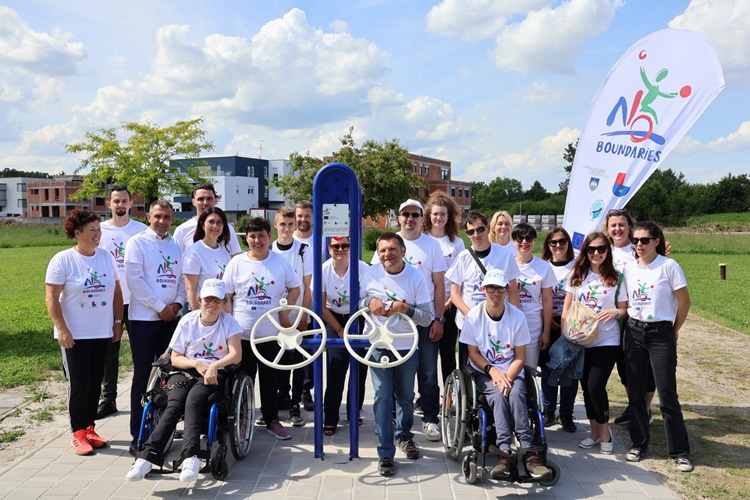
[459,269,551,480]
[126,279,242,482]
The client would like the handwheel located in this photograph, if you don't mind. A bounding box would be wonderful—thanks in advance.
[210,457,229,481]
[539,461,560,486]
[250,299,326,370]
[462,454,478,484]
[342,307,418,368]
[441,369,467,460]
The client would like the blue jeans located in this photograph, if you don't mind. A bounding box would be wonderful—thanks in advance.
[370,348,418,459]
[417,324,440,424]
[475,372,533,450]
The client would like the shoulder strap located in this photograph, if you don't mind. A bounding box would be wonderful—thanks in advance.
[614,272,623,303]
[298,242,308,262]
[467,247,487,275]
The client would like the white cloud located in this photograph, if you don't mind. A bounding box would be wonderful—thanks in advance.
[673,135,704,155]
[330,20,348,33]
[706,121,750,151]
[0,81,23,102]
[29,77,65,111]
[426,0,551,41]
[522,81,565,104]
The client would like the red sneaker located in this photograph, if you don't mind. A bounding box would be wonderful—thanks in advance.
[86,425,107,448]
[72,429,94,455]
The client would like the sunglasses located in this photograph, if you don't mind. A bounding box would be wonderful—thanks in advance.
[514,235,534,243]
[202,296,224,303]
[465,226,487,236]
[400,211,422,219]
[586,245,609,255]
[548,238,568,247]
[632,237,655,245]
[330,243,351,251]
[484,285,508,294]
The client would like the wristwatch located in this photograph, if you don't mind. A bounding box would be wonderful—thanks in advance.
[434,317,446,325]
[483,363,492,374]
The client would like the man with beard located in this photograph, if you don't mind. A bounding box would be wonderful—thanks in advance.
[173,183,242,255]
[96,186,147,419]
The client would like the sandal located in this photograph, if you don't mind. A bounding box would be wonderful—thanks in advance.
[324,425,336,436]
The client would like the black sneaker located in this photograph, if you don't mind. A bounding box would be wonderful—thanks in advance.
[96,399,118,420]
[525,454,551,479]
[301,390,314,412]
[378,457,396,476]
[542,410,556,427]
[626,447,643,462]
[289,404,304,427]
[128,438,137,456]
[397,439,420,459]
[559,413,577,433]
[614,408,630,425]
[414,397,423,416]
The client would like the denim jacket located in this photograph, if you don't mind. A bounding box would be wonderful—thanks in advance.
[546,335,585,387]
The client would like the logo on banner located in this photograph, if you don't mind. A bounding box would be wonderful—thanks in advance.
[589,200,604,220]
[572,232,585,250]
[613,172,631,197]
[589,177,600,190]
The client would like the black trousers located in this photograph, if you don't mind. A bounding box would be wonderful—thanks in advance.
[101,304,130,402]
[438,305,459,383]
[62,338,110,431]
[581,345,619,424]
[323,312,367,427]
[241,339,282,425]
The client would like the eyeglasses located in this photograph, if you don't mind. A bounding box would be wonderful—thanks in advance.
[484,285,508,294]
[632,237,655,245]
[514,235,534,243]
[400,211,422,219]
[330,243,351,251]
[465,226,487,236]
[202,296,224,303]
[586,245,609,255]
[548,238,568,247]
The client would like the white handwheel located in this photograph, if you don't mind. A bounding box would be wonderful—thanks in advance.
[249,299,326,370]
[342,307,418,368]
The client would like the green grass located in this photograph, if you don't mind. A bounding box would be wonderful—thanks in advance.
[683,212,750,229]
[666,232,750,255]
[0,222,70,248]
[0,430,25,443]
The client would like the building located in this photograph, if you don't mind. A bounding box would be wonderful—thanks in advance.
[409,154,472,214]
[0,177,38,217]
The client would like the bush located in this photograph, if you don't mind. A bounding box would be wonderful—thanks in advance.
[235,214,252,234]
[363,227,387,251]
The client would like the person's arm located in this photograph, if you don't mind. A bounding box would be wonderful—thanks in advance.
[112,280,124,342]
[300,274,312,327]
[673,286,691,342]
[429,271,445,341]
[224,293,234,314]
[389,299,433,328]
[321,291,344,336]
[185,274,200,311]
[450,283,469,316]
[540,287,552,350]
[280,285,301,328]
[507,278,520,307]
[45,283,74,348]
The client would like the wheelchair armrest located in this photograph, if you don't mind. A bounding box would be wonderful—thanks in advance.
[223,364,242,376]
[152,357,174,370]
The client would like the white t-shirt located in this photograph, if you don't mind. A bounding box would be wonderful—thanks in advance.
[445,243,521,330]
[169,310,242,364]
[319,259,369,315]
[549,261,574,317]
[371,232,447,302]
[45,248,119,340]
[429,233,466,302]
[565,271,628,347]
[125,228,185,321]
[612,244,636,273]
[271,240,312,306]
[223,251,302,340]
[624,255,687,323]
[183,240,233,297]
[459,302,530,376]
[358,263,433,350]
[99,218,147,305]
[516,257,556,338]
[173,218,243,255]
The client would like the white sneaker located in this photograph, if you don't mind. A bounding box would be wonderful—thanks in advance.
[600,437,614,454]
[125,458,151,481]
[179,455,201,482]
[422,422,441,442]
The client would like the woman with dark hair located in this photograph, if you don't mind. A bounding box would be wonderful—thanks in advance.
[539,227,578,432]
[562,231,628,455]
[422,191,465,382]
[622,222,693,472]
[511,223,555,370]
[184,207,232,310]
[45,210,123,455]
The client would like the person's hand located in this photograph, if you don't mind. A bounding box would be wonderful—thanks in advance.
[489,367,513,397]
[369,298,387,316]
[674,328,680,344]
[539,331,550,350]
[279,311,292,329]
[112,323,124,342]
[597,308,620,323]
[387,300,408,317]
[429,321,443,342]
[58,329,75,349]
[158,305,177,322]
[203,363,220,385]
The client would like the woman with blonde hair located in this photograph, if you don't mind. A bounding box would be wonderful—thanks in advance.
[489,210,513,248]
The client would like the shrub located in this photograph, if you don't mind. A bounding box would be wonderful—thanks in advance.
[363,227,387,251]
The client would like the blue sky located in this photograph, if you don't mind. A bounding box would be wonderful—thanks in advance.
[1,0,748,192]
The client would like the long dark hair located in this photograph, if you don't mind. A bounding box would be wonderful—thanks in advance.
[194,207,230,250]
[569,231,619,287]
[541,226,574,262]
[633,221,667,257]
[422,191,460,241]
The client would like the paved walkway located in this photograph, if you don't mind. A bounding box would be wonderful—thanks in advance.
[0,378,675,499]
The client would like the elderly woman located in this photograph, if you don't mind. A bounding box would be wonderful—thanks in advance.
[45,209,123,455]
[126,279,242,482]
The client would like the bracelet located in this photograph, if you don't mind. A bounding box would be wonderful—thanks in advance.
[114,319,123,324]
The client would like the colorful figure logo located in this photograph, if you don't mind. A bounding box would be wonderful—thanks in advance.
[484,338,509,365]
[331,290,350,308]
[517,278,535,299]
[200,341,224,361]
[632,280,654,301]
[404,256,422,267]
[248,276,273,301]
[84,271,104,289]
[157,256,177,278]
[216,263,226,280]
[578,285,607,311]
[112,241,125,264]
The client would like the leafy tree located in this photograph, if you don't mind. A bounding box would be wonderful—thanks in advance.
[558,140,578,194]
[471,176,524,214]
[65,119,214,205]
[708,173,750,213]
[525,180,549,201]
[0,168,51,178]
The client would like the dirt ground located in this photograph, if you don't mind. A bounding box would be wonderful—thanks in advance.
[1,314,748,498]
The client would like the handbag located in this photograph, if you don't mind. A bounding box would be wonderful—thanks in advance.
[563,285,601,346]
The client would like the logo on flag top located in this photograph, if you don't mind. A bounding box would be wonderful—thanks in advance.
[563,29,725,249]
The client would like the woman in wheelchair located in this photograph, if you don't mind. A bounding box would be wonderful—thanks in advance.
[459,269,551,480]
[126,279,242,482]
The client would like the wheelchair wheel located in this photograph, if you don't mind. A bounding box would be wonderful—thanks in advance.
[441,369,467,460]
[462,454,478,484]
[210,457,229,481]
[539,461,561,486]
[230,373,255,460]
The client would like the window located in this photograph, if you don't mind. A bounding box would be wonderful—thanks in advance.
[273,173,278,180]
[248,187,254,194]
[459,188,463,198]
[17,183,26,192]
[441,169,449,180]
[250,166,255,176]
[264,166,268,177]
[451,187,456,197]
[18,199,26,208]
[425,166,430,177]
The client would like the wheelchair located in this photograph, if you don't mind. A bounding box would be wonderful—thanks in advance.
[135,353,255,480]
[441,365,560,486]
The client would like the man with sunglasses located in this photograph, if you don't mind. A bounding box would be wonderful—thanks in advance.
[447,211,520,369]
[460,269,551,480]
[96,186,147,419]
[371,199,447,442]
[173,184,242,256]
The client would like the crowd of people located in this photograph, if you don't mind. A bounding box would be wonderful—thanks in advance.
[44,184,695,482]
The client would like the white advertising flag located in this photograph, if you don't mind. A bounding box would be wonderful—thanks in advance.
[563,29,725,250]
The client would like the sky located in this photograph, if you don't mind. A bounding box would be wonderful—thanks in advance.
[1,0,748,192]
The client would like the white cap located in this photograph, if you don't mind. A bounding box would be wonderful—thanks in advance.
[398,199,424,213]
[483,269,509,287]
[200,278,226,299]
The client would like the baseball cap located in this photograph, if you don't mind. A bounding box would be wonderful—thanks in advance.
[483,269,509,288]
[200,278,226,299]
[398,199,424,213]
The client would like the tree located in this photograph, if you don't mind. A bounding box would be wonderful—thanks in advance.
[558,140,578,194]
[270,151,325,204]
[525,180,549,201]
[0,168,51,178]
[65,119,214,205]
